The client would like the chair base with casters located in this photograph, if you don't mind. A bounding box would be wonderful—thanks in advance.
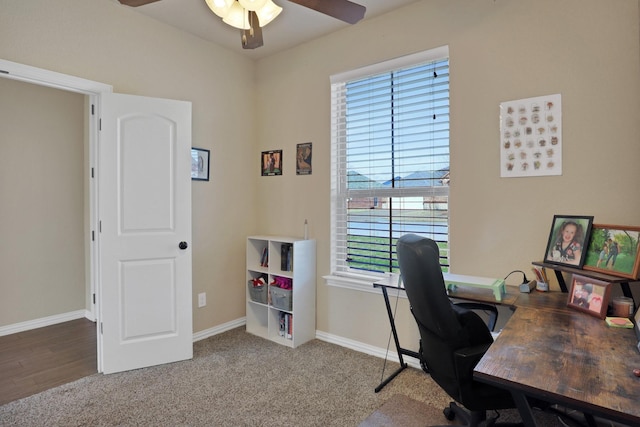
[440,401,523,427]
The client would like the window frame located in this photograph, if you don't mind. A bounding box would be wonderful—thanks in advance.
[326,46,450,291]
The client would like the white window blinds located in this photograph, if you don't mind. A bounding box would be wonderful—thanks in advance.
[330,47,450,275]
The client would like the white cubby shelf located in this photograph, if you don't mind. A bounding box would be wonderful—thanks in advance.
[245,236,316,348]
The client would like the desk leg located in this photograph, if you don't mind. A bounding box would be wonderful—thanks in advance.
[620,282,635,304]
[553,269,568,293]
[511,391,537,427]
[375,286,408,393]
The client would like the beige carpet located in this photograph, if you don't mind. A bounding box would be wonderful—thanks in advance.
[0,327,609,426]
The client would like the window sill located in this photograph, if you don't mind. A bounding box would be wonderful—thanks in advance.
[323,273,407,298]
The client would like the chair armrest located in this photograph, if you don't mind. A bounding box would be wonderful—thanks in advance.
[454,302,498,331]
[453,343,492,380]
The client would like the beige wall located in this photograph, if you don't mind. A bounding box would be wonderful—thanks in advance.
[0,0,257,332]
[0,78,86,324]
[254,0,640,349]
[1,0,639,354]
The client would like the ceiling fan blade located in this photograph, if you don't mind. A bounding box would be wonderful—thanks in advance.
[288,0,366,24]
[118,0,162,7]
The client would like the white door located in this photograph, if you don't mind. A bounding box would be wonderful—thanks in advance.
[98,92,193,374]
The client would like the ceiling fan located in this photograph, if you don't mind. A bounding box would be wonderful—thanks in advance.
[118,0,366,49]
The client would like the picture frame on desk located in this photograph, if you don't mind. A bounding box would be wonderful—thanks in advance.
[583,224,640,280]
[544,215,593,268]
[567,274,611,319]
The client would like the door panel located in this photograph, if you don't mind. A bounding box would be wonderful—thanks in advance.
[120,114,174,232]
[99,92,192,374]
[120,258,176,339]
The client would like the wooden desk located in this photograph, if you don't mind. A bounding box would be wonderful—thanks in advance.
[513,290,569,312]
[474,305,640,427]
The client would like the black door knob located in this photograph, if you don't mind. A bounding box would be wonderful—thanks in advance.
[179,241,188,250]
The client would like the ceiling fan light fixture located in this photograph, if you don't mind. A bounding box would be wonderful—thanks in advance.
[204,0,234,18]
[238,0,268,12]
[255,0,282,27]
[222,1,251,29]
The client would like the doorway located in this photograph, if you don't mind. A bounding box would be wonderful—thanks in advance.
[0,58,112,374]
[0,77,89,329]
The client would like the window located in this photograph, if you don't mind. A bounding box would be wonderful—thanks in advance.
[330,47,450,282]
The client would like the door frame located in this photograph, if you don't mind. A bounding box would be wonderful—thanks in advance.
[0,59,112,371]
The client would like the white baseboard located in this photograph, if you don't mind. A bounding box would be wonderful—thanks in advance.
[192,317,246,342]
[315,330,422,370]
[0,310,89,337]
[0,312,245,342]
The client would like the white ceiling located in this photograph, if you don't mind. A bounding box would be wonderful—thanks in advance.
[116,0,421,60]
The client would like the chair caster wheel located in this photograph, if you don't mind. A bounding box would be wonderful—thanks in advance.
[443,406,455,421]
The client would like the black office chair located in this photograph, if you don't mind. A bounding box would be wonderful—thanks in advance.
[396,234,521,427]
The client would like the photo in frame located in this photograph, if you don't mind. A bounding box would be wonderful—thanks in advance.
[261,150,282,176]
[544,215,593,268]
[191,148,210,181]
[567,274,611,319]
[296,142,312,175]
[583,224,640,279]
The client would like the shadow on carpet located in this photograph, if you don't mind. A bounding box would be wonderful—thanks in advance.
[359,394,455,427]
[358,394,579,427]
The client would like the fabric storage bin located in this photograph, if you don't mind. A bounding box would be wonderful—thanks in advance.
[270,286,292,311]
[248,280,268,304]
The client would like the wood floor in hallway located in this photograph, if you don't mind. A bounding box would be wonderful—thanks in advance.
[0,318,97,406]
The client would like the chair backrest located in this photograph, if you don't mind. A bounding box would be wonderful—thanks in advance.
[396,234,492,399]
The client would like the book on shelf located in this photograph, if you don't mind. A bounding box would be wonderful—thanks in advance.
[260,247,268,267]
[280,243,293,271]
[279,311,285,336]
[278,311,293,339]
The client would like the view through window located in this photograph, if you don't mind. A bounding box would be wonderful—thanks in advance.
[331,48,450,276]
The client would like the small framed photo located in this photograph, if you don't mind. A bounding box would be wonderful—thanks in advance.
[544,215,593,267]
[567,274,611,319]
[296,142,312,175]
[191,148,210,181]
[261,150,282,176]
[583,224,640,279]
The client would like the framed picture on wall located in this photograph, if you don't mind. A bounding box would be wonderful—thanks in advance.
[261,150,282,176]
[296,142,312,175]
[543,215,593,268]
[583,224,640,279]
[191,148,210,181]
[567,274,611,319]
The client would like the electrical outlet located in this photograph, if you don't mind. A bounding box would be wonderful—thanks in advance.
[198,292,206,308]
